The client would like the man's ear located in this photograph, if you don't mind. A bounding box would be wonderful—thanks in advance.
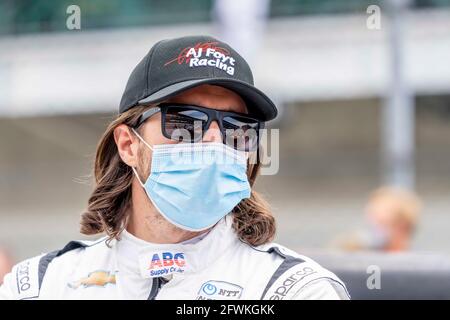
[113,124,140,167]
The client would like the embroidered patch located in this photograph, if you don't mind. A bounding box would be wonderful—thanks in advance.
[197,280,243,300]
[68,270,116,289]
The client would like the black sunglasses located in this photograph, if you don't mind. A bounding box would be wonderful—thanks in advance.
[134,103,263,151]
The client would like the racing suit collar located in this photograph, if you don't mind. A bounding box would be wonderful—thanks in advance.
[121,226,210,246]
[115,215,238,279]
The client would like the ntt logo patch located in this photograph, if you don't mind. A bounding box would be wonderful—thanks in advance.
[197,280,243,300]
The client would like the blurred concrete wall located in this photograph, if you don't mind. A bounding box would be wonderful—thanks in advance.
[0,9,450,116]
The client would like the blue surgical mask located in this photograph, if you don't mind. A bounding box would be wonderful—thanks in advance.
[131,128,251,231]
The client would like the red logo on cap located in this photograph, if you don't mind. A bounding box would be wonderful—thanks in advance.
[164,42,230,67]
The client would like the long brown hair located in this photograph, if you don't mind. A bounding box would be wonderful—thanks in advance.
[80,106,276,246]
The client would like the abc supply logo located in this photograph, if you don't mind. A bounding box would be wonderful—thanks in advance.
[147,252,186,277]
[197,280,243,300]
[164,42,236,76]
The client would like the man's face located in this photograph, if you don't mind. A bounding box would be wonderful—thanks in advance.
[136,84,248,178]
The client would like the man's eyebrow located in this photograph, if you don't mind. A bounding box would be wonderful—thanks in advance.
[217,106,249,114]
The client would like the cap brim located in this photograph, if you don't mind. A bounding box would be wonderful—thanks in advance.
[138,78,277,121]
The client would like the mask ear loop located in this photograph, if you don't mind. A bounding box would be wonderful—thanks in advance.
[131,167,146,188]
[131,127,154,151]
[130,127,153,188]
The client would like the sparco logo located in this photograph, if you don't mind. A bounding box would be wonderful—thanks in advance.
[269,266,317,300]
[16,261,32,293]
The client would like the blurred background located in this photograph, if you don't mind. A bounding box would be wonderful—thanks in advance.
[1,0,450,298]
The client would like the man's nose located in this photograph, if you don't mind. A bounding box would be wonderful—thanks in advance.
[202,121,223,143]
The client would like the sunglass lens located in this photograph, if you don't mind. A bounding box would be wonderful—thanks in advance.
[164,107,208,142]
[223,116,259,151]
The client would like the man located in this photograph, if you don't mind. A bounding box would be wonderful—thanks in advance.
[0,35,349,300]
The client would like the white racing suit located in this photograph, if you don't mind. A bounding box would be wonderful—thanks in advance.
[0,217,350,300]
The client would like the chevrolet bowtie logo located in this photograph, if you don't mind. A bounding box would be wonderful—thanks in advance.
[68,271,116,289]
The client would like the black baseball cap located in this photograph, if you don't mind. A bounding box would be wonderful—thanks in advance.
[119,35,277,121]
